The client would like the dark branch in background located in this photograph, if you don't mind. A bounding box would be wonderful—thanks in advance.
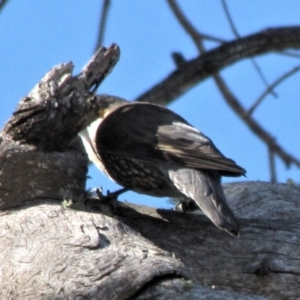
[213,75,300,169]
[247,65,300,116]
[135,26,300,106]
[221,0,277,98]
[250,59,278,97]
[171,52,187,67]
[190,33,226,44]
[167,2,226,45]
[220,0,239,37]
[0,0,8,13]
[167,0,205,52]
[94,0,111,52]
[165,0,300,181]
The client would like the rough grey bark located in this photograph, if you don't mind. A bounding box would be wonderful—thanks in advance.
[134,278,267,300]
[117,182,300,300]
[0,204,189,300]
[1,45,120,151]
[0,182,298,299]
[0,42,299,299]
[0,139,87,210]
[223,181,300,219]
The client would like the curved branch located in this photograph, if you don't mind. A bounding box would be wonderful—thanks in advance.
[248,65,300,116]
[220,0,279,98]
[221,0,240,37]
[213,74,300,168]
[135,26,300,106]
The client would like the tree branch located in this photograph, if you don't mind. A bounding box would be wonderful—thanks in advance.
[94,0,111,52]
[247,65,300,116]
[220,0,277,98]
[135,26,300,106]
[220,0,240,37]
[213,74,300,168]
[0,0,8,13]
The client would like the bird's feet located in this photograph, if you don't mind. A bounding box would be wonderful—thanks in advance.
[174,199,199,212]
[85,187,128,213]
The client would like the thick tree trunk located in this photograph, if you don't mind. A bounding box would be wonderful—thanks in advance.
[0,180,298,299]
[0,40,299,299]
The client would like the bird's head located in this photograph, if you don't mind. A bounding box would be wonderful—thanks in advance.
[78,95,128,173]
[94,95,128,119]
[81,94,129,131]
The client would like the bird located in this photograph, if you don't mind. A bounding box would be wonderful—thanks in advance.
[79,95,246,237]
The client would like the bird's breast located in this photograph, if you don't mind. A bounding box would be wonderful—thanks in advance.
[99,151,175,197]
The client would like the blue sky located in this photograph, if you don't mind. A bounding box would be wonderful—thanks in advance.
[1,1,299,208]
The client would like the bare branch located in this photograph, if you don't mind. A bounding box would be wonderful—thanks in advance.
[250,59,278,97]
[221,0,276,97]
[167,0,225,46]
[213,74,300,169]
[0,0,8,13]
[192,33,226,44]
[220,0,240,38]
[135,26,300,106]
[171,52,187,67]
[94,0,111,52]
[167,0,204,51]
[248,65,300,116]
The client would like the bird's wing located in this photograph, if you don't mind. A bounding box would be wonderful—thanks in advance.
[96,103,245,176]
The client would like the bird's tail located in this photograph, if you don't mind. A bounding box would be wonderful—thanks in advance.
[169,168,239,237]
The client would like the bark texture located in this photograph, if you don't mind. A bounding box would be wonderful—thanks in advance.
[0,139,87,210]
[116,182,300,299]
[0,204,189,300]
[0,182,298,299]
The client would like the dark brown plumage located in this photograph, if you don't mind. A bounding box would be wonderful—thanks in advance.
[79,95,246,237]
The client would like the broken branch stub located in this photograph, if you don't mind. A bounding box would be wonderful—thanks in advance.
[0,45,120,210]
[1,44,120,151]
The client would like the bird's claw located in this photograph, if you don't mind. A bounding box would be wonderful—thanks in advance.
[85,187,128,213]
[95,187,128,202]
[175,200,199,212]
